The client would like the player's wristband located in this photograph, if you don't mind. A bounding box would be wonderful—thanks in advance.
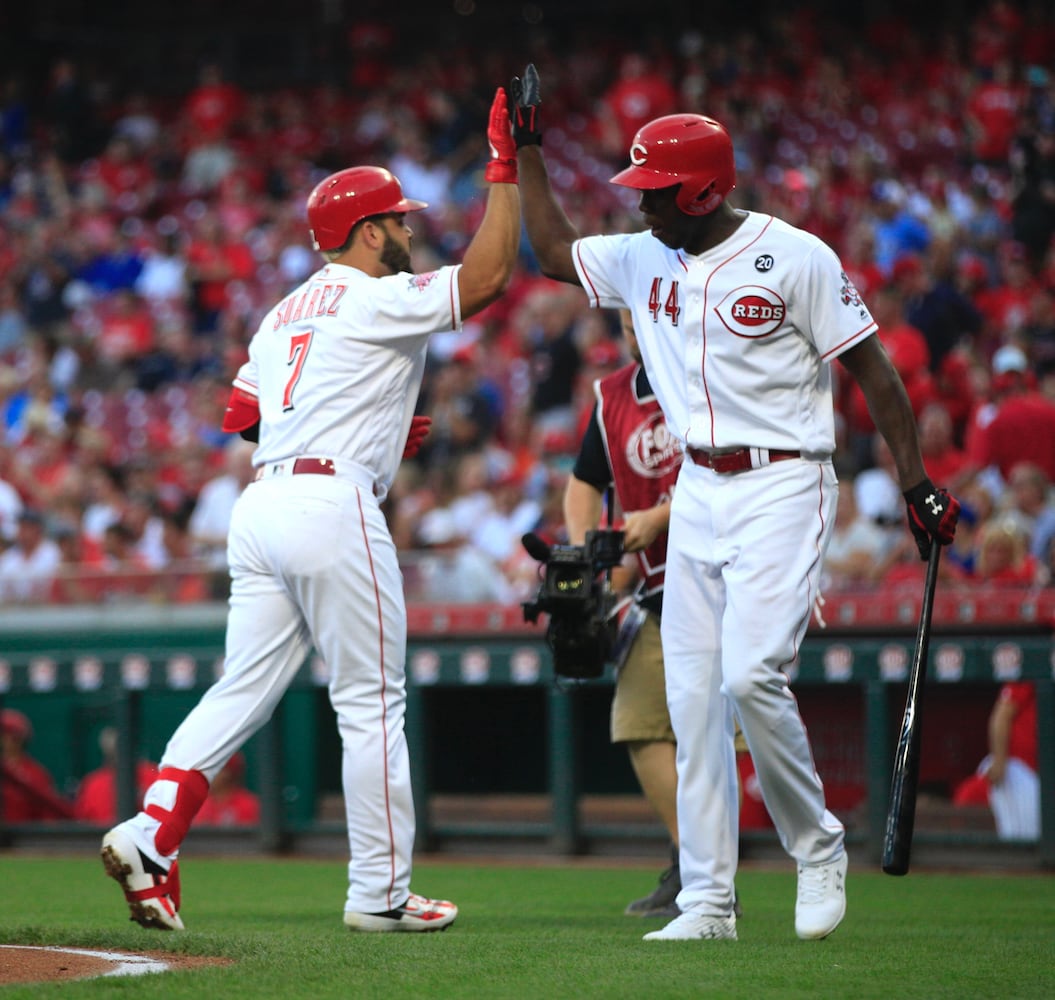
[484,159,518,184]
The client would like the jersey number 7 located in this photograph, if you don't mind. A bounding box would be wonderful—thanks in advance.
[282,330,314,411]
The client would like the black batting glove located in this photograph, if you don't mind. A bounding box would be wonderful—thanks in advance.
[903,478,960,560]
[509,63,542,148]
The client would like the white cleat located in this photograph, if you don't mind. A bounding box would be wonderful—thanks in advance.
[101,826,184,931]
[344,892,458,933]
[643,911,737,941]
[795,850,848,940]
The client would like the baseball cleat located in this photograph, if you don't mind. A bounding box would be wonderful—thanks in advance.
[101,826,184,931]
[344,893,458,933]
[643,911,737,941]
[795,850,848,940]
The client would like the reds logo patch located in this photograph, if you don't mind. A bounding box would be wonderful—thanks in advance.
[714,285,786,338]
[409,271,439,291]
[839,271,863,308]
[626,412,683,478]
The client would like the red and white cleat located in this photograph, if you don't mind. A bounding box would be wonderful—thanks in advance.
[343,892,458,933]
[101,826,184,931]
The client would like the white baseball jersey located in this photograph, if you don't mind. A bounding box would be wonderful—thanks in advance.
[572,211,857,921]
[128,259,466,918]
[573,212,877,454]
[232,261,463,497]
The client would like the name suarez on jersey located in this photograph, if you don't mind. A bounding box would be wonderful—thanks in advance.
[273,283,347,329]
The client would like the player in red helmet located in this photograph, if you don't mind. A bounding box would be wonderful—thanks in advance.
[305,167,428,253]
[101,90,521,934]
[610,113,736,217]
[509,63,959,943]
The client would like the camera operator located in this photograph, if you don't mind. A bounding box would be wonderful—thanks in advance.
[563,310,744,918]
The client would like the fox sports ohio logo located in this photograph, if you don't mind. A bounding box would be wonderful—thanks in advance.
[626,412,682,478]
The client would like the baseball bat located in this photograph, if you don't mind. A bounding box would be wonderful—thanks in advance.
[882,542,942,876]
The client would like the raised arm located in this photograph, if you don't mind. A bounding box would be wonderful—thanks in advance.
[457,88,522,320]
[510,64,581,285]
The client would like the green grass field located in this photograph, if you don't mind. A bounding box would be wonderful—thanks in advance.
[0,853,1052,999]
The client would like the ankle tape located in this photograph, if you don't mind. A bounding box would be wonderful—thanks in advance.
[144,767,210,857]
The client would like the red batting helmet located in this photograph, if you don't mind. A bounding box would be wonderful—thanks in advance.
[610,114,736,216]
[306,166,427,252]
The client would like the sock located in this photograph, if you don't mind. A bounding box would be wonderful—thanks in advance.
[143,767,210,857]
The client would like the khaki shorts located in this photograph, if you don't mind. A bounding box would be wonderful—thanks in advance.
[610,610,747,752]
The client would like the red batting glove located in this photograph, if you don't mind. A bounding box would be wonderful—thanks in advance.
[402,415,432,459]
[484,87,518,184]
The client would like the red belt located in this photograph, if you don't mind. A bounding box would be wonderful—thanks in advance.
[686,447,800,474]
[254,457,337,480]
[291,458,336,476]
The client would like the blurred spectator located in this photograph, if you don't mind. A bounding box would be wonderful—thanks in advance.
[820,480,889,591]
[897,247,983,374]
[155,503,210,602]
[415,349,495,468]
[183,62,245,143]
[179,62,244,195]
[1,708,75,821]
[853,433,903,529]
[84,134,158,218]
[134,223,190,308]
[82,463,126,541]
[520,286,583,436]
[45,58,104,164]
[0,278,29,356]
[932,347,982,445]
[0,509,61,603]
[964,59,1024,167]
[967,344,1055,481]
[1020,283,1055,382]
[868,180,931,279]
[189,437,255,570]
[91,289,155,373]
[876,518,967,591]
[974,242,1042,354]
[597,52,679,158]
[195,753,260,827]
[944,475,995,577]
[183,209,255,335]
[1009,118,1055,269]
[412,507,515,604]
[0,447,23,542]
[960,182,1010,277]
[49,514,106,603]
[953,682,1038,841]
[73,726,158,824]
[998,461,1055,563]
[445,451,495,538]
[916,402,973,493]
[471,468,543,567]
[972,518,1037,585]
[119,489,167,570]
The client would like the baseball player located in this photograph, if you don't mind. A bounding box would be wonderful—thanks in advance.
[508,65,960,941]
[101,89,522,933]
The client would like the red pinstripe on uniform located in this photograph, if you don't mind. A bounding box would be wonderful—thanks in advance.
[355,487,398,908]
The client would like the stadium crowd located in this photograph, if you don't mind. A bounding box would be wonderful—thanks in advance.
[2,2,1055,607]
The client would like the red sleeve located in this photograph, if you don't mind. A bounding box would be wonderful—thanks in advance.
[221,386,260,433]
